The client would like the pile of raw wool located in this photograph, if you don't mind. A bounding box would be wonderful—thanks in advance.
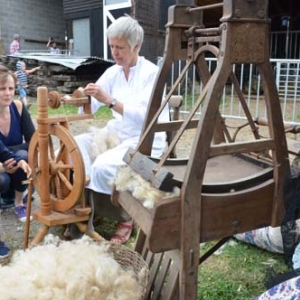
[0,235,146,300]
[113,165,181,209]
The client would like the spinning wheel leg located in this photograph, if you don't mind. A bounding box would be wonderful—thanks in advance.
[29,224,50,247]
[75,222,105,241]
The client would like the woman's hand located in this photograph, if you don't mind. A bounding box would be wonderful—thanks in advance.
[83,83,112,106]
[3,158,18,174]
[17,160,32,178]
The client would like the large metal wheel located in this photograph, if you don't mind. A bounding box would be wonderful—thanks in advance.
[28,124,85,212]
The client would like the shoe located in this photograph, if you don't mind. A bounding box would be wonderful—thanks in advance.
[0,198,14,209]
[0,241,10,259]
[110,220,134,244]
[14,205,32,223]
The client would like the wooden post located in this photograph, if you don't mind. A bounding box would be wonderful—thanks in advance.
[37,87,51,216]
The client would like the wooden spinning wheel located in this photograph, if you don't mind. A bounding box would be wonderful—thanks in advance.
[26,87,103,247]
[28,124,85,212]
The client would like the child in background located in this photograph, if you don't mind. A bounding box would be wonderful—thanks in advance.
[14,61,40,108]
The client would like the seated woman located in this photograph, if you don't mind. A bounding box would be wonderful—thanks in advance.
[0,139,32,262]
[73,15,170,244]
[0,65,35,222]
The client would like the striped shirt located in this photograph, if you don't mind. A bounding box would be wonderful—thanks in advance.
[16,70,28,85]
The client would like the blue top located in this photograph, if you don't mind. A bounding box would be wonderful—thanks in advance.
[0,101,35,155]
[0,102,23,147]
[0,139,22,163]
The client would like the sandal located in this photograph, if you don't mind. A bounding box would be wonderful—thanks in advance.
[110,220,134,244]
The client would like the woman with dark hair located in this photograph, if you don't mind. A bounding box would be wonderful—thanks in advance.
[0,66,35,222]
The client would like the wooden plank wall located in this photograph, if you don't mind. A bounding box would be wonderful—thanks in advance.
[63,0,103,16]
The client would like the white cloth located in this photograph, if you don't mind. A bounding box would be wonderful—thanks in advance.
[50,47,60,54]
[76,56,169,195]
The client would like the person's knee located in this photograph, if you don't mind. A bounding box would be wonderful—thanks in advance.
[11,170,27,192]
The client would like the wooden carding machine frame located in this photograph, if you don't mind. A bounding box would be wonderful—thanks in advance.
[112,1,291,299]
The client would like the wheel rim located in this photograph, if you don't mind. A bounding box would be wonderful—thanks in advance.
[28,124,85,212]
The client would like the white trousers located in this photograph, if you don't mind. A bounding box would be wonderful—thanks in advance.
[75,132,140,195]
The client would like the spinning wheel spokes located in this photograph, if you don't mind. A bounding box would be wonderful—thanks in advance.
[55,143,66,163]
[28,124,85,212]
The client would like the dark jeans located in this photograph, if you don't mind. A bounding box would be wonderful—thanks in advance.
[0,149,28,200]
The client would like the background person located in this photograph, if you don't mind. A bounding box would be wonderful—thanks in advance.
[74,15,170,244]
[46,37,60,54]
[14,61,40,108]
[0,65,35,222]
[9,34,20,55]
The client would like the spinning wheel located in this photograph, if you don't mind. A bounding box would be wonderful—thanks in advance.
[28,124,85,212]
[26,87,103,247]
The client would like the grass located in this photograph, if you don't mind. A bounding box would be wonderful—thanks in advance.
[198,240,289,299]
[27,98,113,120]
[99,220,290,299]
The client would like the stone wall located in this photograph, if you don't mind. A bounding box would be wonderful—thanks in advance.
[1,56,109,97]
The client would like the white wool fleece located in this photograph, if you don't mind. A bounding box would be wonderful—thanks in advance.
[0,237,145,300]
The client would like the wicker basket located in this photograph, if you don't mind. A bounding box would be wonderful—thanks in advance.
[108,243,149,299]
[0,251,12,266]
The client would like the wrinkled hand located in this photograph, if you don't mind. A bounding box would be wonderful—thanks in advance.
[83,83,111,105]
[3,158,18,174]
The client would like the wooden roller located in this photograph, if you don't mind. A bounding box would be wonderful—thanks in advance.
[48,88,90,109]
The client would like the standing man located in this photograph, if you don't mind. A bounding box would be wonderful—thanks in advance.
[9,34,20,55]
[46,37,60,54]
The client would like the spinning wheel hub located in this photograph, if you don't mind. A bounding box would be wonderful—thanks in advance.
[48,91,61,109]
[49,159,59,176]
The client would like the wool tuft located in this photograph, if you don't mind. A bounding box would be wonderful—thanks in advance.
[112,165,180,208]
[88,126,120,161]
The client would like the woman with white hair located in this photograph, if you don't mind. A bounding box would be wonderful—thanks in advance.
[74,15,169,244]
